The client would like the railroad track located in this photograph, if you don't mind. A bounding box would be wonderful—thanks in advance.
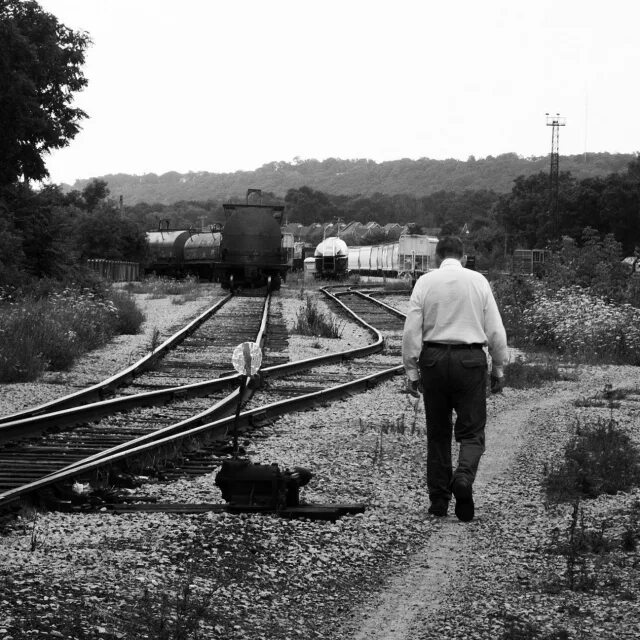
[0,286,409,514]
[0,291,234,425]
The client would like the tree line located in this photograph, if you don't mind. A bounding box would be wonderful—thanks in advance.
[74,153,635,206]
[1,0,638,290]
[283,157,640,264]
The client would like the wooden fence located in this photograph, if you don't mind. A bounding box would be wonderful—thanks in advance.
[86,260,141,282]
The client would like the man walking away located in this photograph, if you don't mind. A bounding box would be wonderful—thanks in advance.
[401,236,508,522]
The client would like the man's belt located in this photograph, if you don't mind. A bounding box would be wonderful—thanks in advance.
[423,342,484,350]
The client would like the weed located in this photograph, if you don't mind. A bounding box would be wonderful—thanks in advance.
[124,566,213,640]
[545,416,640,502]
[547,500,598,592]
[149,327,162,352]
[293,295,345,338]
[504,355,575,389]
[130,275,200,298]
[28,511,47,553]
[573,383,632,408]
[621,526,637,551]
[499,611,570,639]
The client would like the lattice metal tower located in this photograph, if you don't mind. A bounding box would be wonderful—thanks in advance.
[546,113,566,236]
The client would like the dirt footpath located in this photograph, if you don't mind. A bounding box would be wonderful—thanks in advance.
[346,366,640,640]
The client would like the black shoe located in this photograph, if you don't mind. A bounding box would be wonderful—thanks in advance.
[428,498,449,517]
[452,477,474,522]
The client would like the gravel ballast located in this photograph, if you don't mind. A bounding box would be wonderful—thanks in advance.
[1,282,639,640]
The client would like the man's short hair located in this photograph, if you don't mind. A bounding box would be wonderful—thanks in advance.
[436,236,464,259]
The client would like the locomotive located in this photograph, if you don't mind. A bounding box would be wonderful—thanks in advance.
[213,190,289,291]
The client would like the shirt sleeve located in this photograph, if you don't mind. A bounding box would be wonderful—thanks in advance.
[402,285,425,381]
[484,285,509,368]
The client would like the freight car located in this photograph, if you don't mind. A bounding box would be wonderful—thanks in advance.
[347,234,439,279]
[314,237,349,279]
[183,230,221,279]
[214,191,289,291]
[145,228,191,276]
[145,227,221,278]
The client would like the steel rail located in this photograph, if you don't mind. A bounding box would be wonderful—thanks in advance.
[0,293,234,425]
[0,286,397,509]
[335,289,407,319]
[0,291,269,445]
[0,364,403,508]
[29,286,386,475]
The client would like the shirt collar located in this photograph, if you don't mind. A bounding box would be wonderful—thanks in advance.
[439,258,463,269]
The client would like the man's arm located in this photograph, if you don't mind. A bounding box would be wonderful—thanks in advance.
[402,287,425,382]
[484,285,508,375]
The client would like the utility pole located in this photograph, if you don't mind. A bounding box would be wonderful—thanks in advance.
[546,113,566,237]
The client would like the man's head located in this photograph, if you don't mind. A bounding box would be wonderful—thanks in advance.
[435,236,464,263]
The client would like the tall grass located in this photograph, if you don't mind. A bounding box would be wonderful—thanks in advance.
[0,287,145,382]
[125,275,200,298]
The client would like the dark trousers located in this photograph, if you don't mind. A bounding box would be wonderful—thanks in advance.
[419,345,487,501]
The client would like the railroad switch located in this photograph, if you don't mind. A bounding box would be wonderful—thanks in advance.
[214,458,365,521]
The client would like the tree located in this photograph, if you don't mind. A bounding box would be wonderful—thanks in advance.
[0,0,90,186]
[82,179,109,211]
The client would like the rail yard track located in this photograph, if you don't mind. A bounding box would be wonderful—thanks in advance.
[0,284,410,515]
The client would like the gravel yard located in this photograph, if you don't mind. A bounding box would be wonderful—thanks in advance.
[1,282,639,639]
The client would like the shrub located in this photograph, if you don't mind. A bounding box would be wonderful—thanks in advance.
[109,289,145,334]
[490,274,541,346]
[0,286,145,382]
[521,287,640,364]
[503,355,574,389]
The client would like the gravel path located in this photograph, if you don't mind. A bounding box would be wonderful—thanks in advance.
[1,283,639,640]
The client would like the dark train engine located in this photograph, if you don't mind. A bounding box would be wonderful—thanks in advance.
[214,190,288,291]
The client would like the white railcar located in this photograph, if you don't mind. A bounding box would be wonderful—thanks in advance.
[346,234,438,278]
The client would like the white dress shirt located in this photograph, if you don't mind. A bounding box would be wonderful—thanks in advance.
[402,258,508,381]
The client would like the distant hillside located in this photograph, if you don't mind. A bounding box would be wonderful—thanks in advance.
[67,153,636,205]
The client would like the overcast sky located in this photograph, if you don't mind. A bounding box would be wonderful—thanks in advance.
[36,0,640,185]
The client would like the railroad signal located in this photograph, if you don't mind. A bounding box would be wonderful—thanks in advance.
[231,342,262,456]
[232,342,262,376]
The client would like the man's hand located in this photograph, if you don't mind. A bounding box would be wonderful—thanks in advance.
[490,373,505,394]
[405,378,422,398]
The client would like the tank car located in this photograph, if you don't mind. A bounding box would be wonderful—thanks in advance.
[183,231,221,280]
[214,190,288,290]
[145,228,191,275]
[314,237,349,279]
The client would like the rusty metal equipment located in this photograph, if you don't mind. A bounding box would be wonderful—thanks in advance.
[213,458,364,520]
[215,459,311,509]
